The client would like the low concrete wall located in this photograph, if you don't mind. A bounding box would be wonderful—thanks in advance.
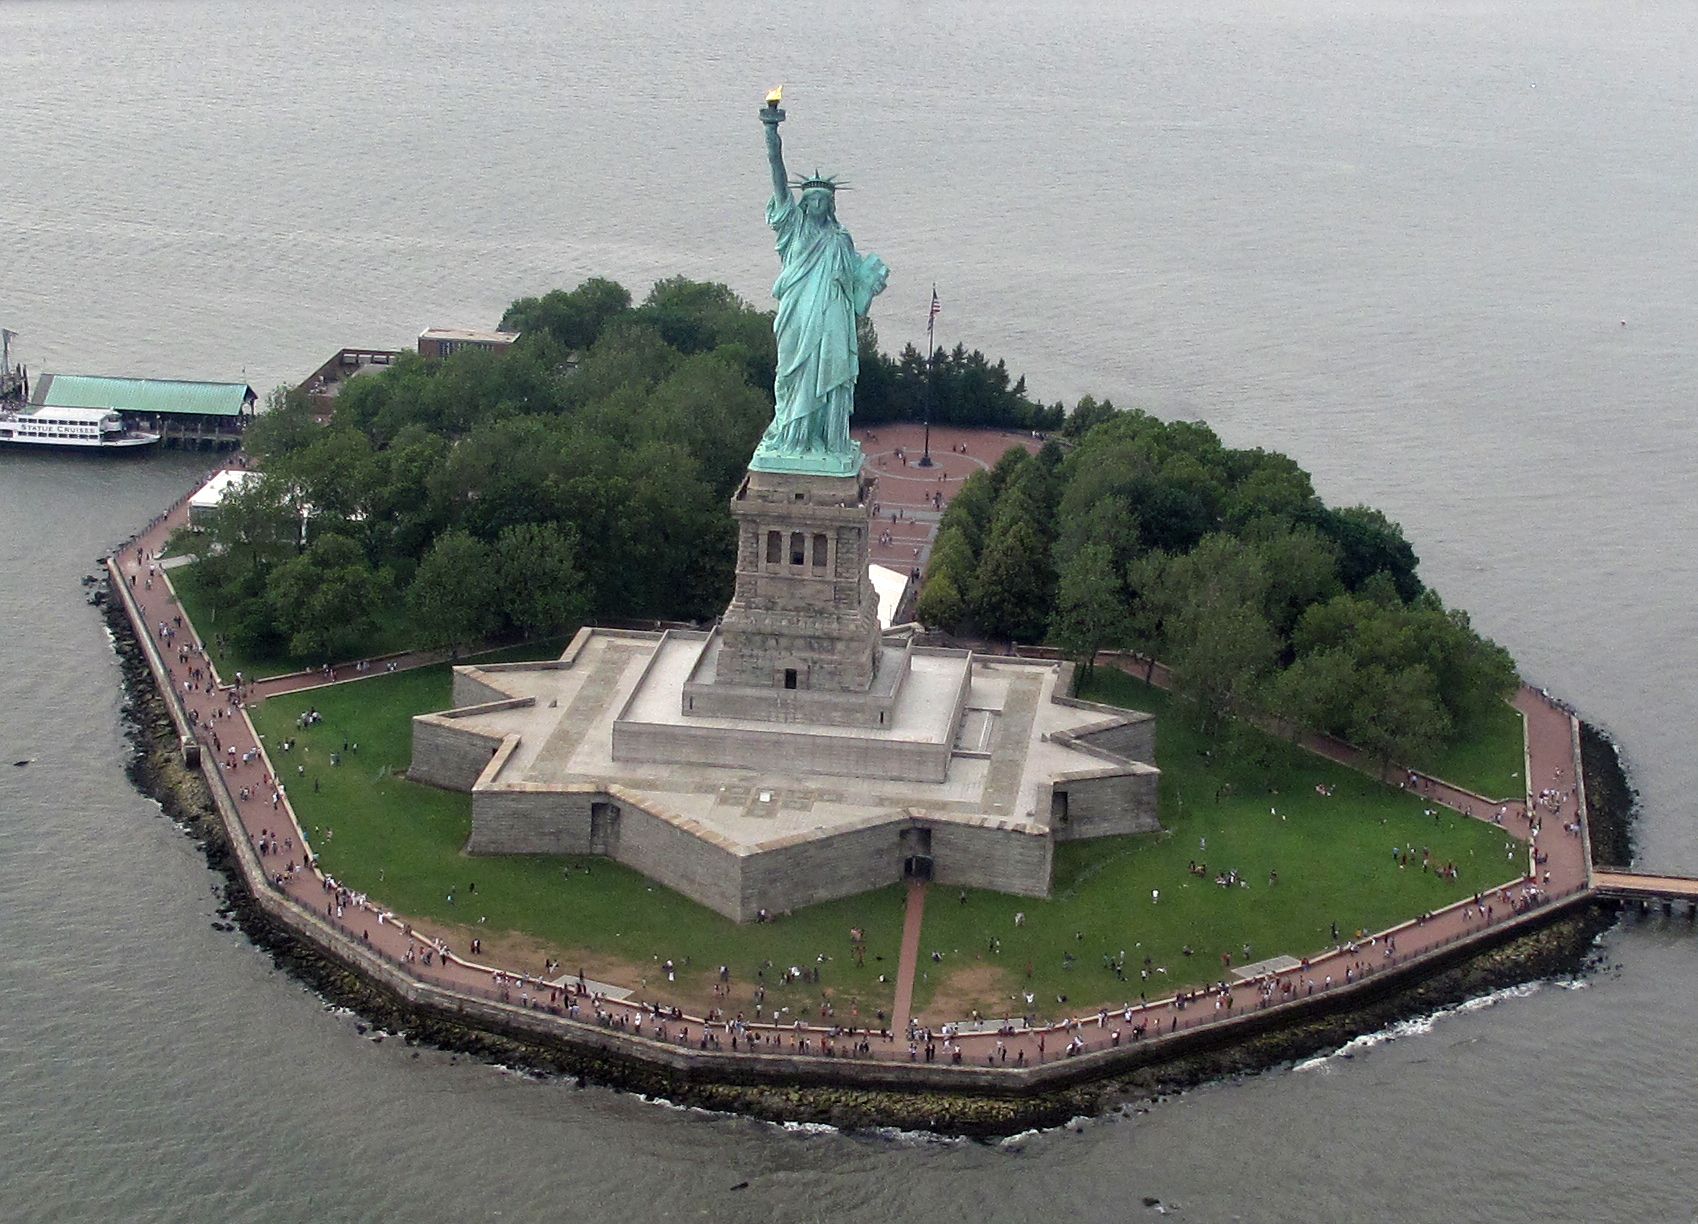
[1053,767,1161,842]
[105,519,1613,1137]
[739,818,901,917]
[927,818,1052,896]
[111,548,1606,1118]
[410,714,506,791]
[612,720,950,784]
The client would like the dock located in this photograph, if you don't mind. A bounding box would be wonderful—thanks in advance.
[1592,870,1698,912]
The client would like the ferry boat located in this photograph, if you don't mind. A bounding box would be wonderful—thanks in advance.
[0,405,161,451]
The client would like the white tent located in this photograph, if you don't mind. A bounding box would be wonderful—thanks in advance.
[186,469,260,527]
[868,563,913,629]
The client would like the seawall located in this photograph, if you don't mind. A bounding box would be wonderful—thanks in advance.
[103,562,1621,1135]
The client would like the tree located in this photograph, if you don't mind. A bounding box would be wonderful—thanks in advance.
[1169,599,1279,734]
[1049,543,1126,678]
[1399,593,1519,729]
[272,426,374,527]
[494,523,587,638]
[1063,394,1118,438]
[1262,646,1357,742]
[200,474,297,575]
[1348,664,1451,777]
[408,531,501,649]
[937,470,996,554]
[1306,504,1423,602]
[1053,492,1139,577]
[500,277,633,351]
[926,526,977,590]
[1141,536,1276,731]
[915,570,966,631]
[987,445,1031,496]
[1124,552,1169,682]
[243,385,321,461]
[368,427,450,565]
[266,534,381,660]
[971,519,1052,643]
[1253,525,1343,640]
[1222,449,1318,531]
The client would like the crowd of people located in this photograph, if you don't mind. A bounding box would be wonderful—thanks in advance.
[105,483,1593,1075]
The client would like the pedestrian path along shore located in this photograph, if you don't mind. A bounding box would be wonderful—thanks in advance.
[107,483,1599,1080]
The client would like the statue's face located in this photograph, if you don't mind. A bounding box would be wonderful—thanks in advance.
[800,189,834,221]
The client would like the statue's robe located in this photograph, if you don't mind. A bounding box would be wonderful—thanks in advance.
[761,194,883,455]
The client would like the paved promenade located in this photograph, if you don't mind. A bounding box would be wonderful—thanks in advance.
[109,479,1596,1077]
[853,423,1040,575]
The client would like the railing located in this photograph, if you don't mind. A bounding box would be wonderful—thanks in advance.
[106,475,1611,1081]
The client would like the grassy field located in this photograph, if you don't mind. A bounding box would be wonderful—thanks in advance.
[910,669,1517,1019]
[251,659,908,1025]
[249,657,1521,1027]
[1410,699,1526,800]
[171,561,419,680]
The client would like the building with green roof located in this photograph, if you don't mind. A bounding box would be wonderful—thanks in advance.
[32,374,255,447]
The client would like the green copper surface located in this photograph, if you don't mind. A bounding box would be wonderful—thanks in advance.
[750,100,888,475]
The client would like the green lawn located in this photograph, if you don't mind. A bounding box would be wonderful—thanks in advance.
[910,670,1516,1020]
[249,658,1518,1028]
[1409,700,1526,801]
[251,658,907,1024]
[157,526,202,561]
[172,562,422,680]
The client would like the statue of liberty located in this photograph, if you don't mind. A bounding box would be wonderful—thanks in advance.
[750,90,890,476]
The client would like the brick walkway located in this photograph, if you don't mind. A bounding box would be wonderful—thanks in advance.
[109,480,1595,1075]
[853,423,1040,574]
[890,881,928,1036]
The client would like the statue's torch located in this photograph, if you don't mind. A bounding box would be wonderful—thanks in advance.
[762,84,785,124]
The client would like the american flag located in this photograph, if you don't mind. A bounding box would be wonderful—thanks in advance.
[929,287,941,323]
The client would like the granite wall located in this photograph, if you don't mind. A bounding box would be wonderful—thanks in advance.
[468,786,595,855]
[410,714,507,791]
[926,818,1053,897]
[737,818,902,917]
[612,720,951,784]
[1051,766,1161,842]
[610,799,745,919]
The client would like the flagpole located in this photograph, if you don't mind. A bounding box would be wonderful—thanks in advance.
[917,286,936,468]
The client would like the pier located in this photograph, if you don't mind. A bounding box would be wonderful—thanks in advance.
[1592,870,1698,917]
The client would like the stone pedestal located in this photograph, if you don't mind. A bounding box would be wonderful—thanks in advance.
[687,467,889,726]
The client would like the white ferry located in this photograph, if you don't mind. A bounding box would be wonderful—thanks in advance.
[0,405,161,451]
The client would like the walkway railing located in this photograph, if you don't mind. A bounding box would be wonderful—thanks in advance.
[102,469,1614,1082]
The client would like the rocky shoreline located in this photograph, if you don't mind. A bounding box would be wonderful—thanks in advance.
[104,594,1625,1137]
[1579,720,1636,868]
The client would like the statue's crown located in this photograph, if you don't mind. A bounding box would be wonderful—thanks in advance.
[791,169,847,192]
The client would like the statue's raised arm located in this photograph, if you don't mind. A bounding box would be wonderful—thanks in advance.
[760,89,790,204]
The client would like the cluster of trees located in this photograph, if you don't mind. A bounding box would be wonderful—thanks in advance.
[503,278,1063,433]
[852,336,1065,433]
[918,407,1517,768]
[195,278,776,660]
[190,275,1060,661]
[192,264,1513,770]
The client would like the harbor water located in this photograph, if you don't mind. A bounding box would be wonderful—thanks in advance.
[1,1,1695,1219]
